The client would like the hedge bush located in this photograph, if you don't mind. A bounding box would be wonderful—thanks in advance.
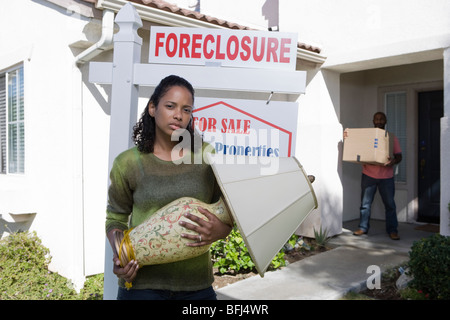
[408,233,450,300]
[0,231,103,300]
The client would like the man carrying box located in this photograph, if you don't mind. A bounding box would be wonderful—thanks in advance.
[344,112,402,240]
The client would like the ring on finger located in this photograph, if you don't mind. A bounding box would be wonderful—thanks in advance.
[198,235,202,242]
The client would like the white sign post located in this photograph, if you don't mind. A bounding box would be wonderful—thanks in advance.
[89,2,306,300]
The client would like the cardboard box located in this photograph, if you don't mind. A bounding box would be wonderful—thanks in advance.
[343,128,393,165]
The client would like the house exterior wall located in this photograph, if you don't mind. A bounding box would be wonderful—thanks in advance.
[442,48,450,236]
[195,0,275,30]
[279,0,450,70]
[294,68,343,237]
[0,0,108,289]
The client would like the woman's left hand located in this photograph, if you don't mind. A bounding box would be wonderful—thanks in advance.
[179,207,232,247]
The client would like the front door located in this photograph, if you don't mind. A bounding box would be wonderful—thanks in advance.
[418,90,443,223]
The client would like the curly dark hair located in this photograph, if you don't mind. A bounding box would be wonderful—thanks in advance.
[133,75,201,153]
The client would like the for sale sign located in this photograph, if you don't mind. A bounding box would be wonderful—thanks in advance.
[149,27,297,70]
[193,98,298,158]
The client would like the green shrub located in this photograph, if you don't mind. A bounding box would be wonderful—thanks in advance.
[0,231,79,299]
[399,287,430,300]
[0,231,103,300]
[79,273,104,300]
[210,226,286,274]
[408,233,450,300]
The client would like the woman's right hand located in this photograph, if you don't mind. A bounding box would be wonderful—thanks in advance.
[112,256,139,284]
[107,229,139,284]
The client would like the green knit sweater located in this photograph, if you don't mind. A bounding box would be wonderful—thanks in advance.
[106,143,221,291]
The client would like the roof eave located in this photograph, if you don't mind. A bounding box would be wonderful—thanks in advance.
[297,47,327,65]
[95,0,326,64]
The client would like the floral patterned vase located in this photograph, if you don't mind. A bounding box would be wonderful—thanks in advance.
[114,197,231,267]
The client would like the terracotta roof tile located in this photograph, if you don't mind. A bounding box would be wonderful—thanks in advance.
[86,0,321,53]
[127,0,251,30]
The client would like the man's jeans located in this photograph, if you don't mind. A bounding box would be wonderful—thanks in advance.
[359,174,398,234]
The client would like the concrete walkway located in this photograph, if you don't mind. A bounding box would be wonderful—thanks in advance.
[216,219,437,300]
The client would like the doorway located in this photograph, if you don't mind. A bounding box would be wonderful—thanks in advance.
[418,90,443,223]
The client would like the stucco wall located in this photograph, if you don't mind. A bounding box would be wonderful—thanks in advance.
[294,68,343,237]
[0,0,107,289]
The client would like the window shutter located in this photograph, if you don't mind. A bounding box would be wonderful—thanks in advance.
[18,67,24,173]
[0,75,6,174]
[386,92,406,182]
[4,66,25,174]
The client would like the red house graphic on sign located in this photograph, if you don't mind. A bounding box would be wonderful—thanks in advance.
[193,101,293,157]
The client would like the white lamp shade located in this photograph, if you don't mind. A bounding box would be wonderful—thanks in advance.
[207,154,318,276]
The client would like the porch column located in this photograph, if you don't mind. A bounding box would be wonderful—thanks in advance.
[441,47,450,236]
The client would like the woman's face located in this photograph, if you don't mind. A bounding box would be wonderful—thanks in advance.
[148,85,193,139]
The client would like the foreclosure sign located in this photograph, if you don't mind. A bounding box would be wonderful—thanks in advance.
[149,27,298,70]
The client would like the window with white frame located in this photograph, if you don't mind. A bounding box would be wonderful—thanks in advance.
[0,65,25,174]
[385,92,406,183]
